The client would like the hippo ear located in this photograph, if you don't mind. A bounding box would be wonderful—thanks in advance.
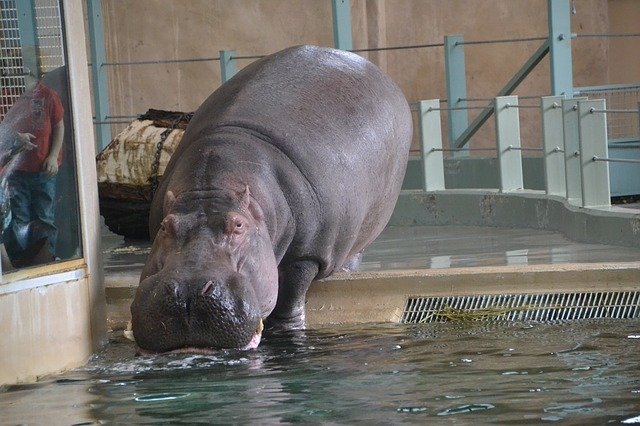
[238,185,264,222]
[164,190,177,213]
[239,185,250,211]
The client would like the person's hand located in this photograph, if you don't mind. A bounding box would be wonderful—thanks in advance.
[16,133,36,152]
[42,155,58,176]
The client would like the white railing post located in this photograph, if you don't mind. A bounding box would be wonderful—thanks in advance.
[541,96,566,196]
[578,99,611,207]
[561,97,586,204]
[418,100,445,191]
[495,96,523,192]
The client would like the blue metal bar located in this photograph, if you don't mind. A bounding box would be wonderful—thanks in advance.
[87,0,112,151]
[454,41,550,149]
[445,35,468,156]
[15,0,38,75]
[331,0,352,51]
[219,50,237,83]
[548,0,573,97]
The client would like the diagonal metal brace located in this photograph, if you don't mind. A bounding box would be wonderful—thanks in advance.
[454,40,550,149]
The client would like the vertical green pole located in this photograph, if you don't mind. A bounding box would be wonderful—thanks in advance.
[219,50,237,83]
[541,95,567,196]
[444,35,468,156]
[578,99,610,207]
[419,100,445,191]
[548,0,573,96]
[87,0,112,151]
[15,0,38,76]
[331,0,352,51]
[495,96,523,192]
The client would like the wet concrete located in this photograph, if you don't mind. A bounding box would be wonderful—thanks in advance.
[103,223,640,276]
[102,221,640,329]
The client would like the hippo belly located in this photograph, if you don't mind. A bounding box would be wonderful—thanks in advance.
[131,45,413,354]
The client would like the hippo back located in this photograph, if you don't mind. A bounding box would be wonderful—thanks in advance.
[157,45,412,276]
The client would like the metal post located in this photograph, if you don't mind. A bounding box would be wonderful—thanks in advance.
[16,0,38,76]
[578,99,610,207]
[454,40,549,150]
[418,100,445,191]
[331,0,353,51]
[219,50,237,83]
[495,96,523,192]
[561,97,586,204]
[87,0,112,151]
[541,95,566,196]
[444,35,468,156]
[548,0,573,97]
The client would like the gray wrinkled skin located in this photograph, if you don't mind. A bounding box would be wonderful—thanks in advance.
[131,45,413,353]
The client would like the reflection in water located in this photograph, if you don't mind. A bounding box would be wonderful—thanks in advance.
[2,320,639,423]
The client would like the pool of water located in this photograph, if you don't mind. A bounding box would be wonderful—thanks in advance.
[3,320,640,424]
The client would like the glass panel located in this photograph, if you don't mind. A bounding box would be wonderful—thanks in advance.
[0,0,81,272]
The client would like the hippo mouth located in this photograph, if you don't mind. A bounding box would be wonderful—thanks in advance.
[126,319,264,355]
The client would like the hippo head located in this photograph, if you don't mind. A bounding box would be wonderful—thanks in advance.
[131,186,278,354]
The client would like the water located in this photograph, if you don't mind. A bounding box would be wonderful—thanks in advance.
[2,320,640,424]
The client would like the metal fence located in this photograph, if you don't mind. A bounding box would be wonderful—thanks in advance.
[575,84,640,142]
[0,0,64,119]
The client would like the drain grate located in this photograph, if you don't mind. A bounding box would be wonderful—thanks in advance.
[402,291,640,323]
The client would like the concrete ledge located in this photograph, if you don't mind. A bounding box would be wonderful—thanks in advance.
[306,262,640,325]
[106,261,640,329]
[391,190,640,248]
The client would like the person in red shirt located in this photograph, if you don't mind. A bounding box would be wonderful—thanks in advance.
[1,69,64,266]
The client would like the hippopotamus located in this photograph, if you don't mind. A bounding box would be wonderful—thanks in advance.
[130,45,412,354]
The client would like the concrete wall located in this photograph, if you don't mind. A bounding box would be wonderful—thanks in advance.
[0,0,105,386]
[93,1,639,154]
[0,265,93,385]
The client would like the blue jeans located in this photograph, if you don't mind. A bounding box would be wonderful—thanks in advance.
[7,171,58,255]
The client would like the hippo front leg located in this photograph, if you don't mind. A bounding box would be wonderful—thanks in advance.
[266,260,319,330]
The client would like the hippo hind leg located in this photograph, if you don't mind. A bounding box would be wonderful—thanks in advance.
[266,260,319,331]
[340,251,363,273]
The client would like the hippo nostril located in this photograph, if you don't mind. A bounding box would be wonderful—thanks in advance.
[201,280,214,296]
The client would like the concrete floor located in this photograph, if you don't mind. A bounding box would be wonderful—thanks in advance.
[103,220,640,329]
[103,222,640,276]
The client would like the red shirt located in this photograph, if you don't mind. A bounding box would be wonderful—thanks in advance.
[2,82,64,173]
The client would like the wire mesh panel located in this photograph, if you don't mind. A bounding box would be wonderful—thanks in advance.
[33,0,64,72]
[0,0,23,118]
[0,0,64,119]
[402,291,640,323]
[579,85,640,141]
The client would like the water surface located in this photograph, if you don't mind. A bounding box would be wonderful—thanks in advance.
[2,320,639,424]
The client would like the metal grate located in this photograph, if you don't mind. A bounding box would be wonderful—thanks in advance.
[579,85,640,141]
[0,0,23,118]
[33,0,64,72]
[0,0,64,119]
[402,291,640,323]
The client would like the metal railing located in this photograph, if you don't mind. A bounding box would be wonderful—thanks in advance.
[417,95,640,209]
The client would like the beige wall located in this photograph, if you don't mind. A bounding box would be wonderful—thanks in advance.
[96,1,639,151]
[0,270,94,385]
[607,0,640,85]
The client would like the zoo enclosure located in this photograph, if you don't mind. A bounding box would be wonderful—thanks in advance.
[84,0,640,200]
